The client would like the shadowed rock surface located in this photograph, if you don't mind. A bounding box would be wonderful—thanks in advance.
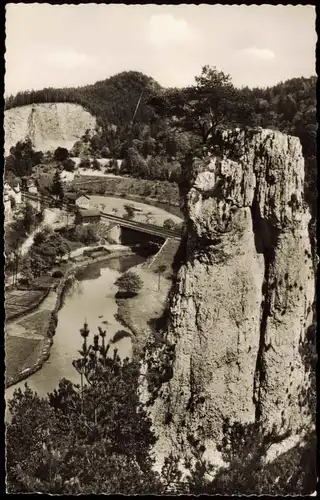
[140,127,315,468]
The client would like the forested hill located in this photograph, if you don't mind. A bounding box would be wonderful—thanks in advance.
[5,71,162,129]
[4,70,316,215]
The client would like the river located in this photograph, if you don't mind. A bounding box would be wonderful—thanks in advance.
[5,253,145,406]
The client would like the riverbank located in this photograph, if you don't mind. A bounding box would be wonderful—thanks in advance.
[115,237,180,358]
[115,266,172,360]
[5,247,134,389]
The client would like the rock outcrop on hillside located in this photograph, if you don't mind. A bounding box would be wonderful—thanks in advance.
[140,127,315,469]
[4,103,97,154]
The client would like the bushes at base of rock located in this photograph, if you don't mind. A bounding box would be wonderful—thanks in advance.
[144,341,175,405]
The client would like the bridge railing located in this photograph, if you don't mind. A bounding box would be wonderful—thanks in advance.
[100,211,182,237]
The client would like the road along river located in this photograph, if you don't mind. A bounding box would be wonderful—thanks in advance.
[5,253,145,407]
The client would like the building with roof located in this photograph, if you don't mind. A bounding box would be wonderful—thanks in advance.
[75,208,101,225]
[65,192,91,209]
[75,194,90,209]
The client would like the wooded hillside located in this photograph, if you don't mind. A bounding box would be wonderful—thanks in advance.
[5,70,316,215]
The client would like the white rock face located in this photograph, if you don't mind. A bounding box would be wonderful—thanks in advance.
[4,103,97,154]
[141,128,315,470]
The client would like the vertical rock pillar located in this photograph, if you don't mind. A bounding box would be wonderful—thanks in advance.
[141,128,315,468]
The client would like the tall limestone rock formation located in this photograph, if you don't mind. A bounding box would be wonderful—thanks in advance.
[140,127,315,468]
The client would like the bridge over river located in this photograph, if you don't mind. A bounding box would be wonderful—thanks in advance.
[22,191,182,241]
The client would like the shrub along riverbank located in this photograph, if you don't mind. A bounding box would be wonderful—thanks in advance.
[115,261,173,360]
[5,248,134,389]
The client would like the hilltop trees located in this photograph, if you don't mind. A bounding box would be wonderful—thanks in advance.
[148,66,252,144]
[4,70,316,216]
[5,71,160,131]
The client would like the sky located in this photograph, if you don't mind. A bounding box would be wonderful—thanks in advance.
[5,4,316,96]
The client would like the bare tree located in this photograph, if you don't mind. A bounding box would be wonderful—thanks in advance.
[155,264,167,292]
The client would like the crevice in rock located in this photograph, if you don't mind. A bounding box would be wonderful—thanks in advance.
[186,358,197,414]
[251,195,279,423]
[172,230,189,274]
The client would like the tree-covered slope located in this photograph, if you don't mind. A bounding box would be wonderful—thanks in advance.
[5,70,316,215]
[5,71,162,129]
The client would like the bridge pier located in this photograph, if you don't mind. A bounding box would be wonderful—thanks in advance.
[120,225,165,248]
[108,223,121,244]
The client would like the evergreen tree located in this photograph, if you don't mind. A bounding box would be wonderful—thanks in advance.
[6,323,162,494]
[51,169,64,201]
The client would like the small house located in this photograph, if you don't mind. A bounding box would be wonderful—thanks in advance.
[75,208,101,225]
[65,192,90,209]
[75,194,90,210]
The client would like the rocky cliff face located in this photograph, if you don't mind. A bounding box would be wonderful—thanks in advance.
[140,127,315,469]
[4,103,97,154]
